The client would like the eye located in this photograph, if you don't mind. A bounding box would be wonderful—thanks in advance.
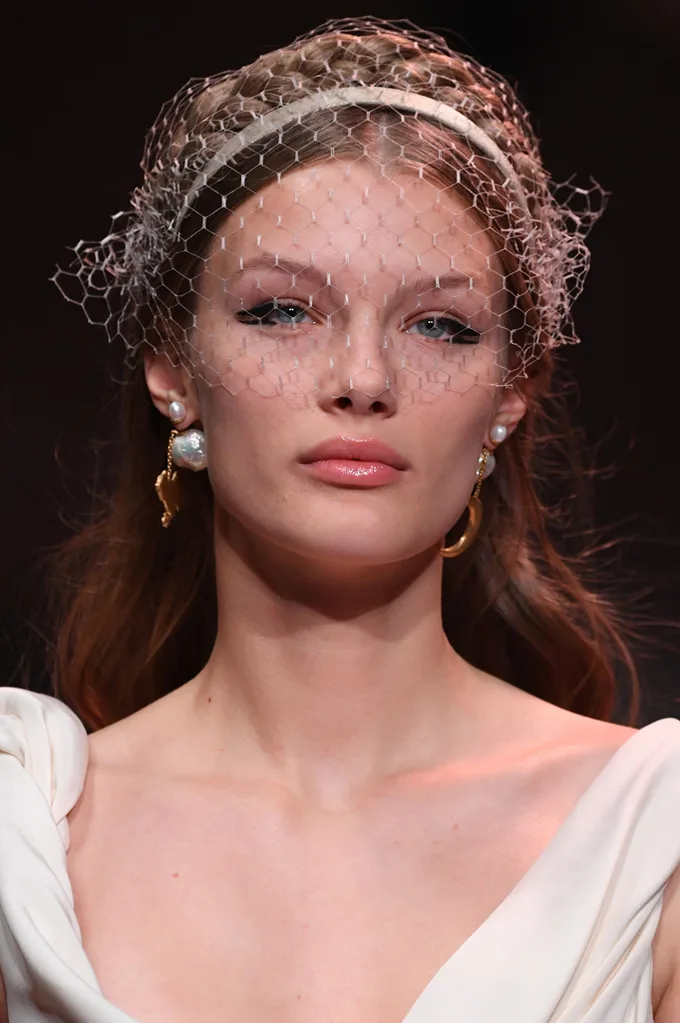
[235,299,314,327]
[406,315,481,345]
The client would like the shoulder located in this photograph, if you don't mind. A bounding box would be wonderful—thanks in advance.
[0,685,87,749]
[83,682,190,773]
[543,707,679,1019]
[0,686,89,839]
[584,709,680,1021]
[66,685,192,851]
[527,703,680,1017]
[474,677,641,778]
[0,688,90,1020]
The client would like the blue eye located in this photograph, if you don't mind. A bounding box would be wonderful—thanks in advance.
[236,300,313,326]
[407,316,480,344]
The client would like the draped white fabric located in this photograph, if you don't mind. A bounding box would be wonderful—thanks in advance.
[1,686,679,1022]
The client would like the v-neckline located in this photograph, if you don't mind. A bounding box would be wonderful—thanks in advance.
[396,717,679,1023]
[65,717,679,1023]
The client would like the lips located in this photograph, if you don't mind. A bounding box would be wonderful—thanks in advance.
[298,436,410,470]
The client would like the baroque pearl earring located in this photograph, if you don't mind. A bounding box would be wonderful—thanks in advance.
[480,449,495,479]
[172,429,208,471]
[490,423,508,444]
[165,395,208,471]
[154,397,208,527]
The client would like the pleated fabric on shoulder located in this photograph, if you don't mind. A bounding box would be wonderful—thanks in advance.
[0,687,132,1022]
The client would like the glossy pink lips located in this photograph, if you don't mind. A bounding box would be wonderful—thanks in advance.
[298,436,409,487]
[302,459,401,485]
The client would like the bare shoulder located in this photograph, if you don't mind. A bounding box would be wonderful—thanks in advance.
[468,669,638,764]
[67,685,193,846]
[83,683,193,772]
[526,696,677,1019]
[512,697,638,805]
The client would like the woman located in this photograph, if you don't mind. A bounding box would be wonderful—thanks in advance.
[0,16,678,1023]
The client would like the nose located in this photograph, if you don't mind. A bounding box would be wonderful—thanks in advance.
[326,367,397,417]
[317,318,399,418]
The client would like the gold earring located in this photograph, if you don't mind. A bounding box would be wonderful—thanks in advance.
[155,429,181,527]
[438,448,490,558]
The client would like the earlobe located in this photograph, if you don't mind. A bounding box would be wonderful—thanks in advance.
[487,384,528,446]
[143,350,198,426]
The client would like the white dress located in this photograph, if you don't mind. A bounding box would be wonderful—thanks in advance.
[1,685,679,1023]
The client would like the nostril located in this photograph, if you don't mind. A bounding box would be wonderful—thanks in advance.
[335,396,352,409]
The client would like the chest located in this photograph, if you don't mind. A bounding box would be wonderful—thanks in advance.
[64,755,593,1023]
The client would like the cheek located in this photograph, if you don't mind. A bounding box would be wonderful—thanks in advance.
[416,389,494,461]
[408,394,494,509]
[198,391,292,505]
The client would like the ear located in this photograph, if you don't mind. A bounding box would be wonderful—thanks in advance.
[143,349,201,430]
[485,382,528,448]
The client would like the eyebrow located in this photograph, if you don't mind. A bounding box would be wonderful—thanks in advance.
[231,253,477,295]
[232,254,330,288]
[396,271,475,297]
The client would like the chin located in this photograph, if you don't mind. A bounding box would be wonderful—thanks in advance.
[278,526,431,566]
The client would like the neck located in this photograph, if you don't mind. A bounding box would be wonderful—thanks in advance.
[186,517,492,807]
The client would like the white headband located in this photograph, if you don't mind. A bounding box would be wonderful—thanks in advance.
[179,85,530,222]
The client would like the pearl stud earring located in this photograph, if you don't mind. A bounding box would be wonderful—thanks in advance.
[479,423,509,480]
[168,399,186,424]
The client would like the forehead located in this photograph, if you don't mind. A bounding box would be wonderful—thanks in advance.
[212,159,502,286]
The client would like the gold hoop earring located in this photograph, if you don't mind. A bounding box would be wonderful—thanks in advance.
[155,429,181,527]
[438,448,490,558]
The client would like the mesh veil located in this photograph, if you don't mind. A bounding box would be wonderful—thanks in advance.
[53,17,605,406]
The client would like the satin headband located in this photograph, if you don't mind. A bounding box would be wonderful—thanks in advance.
[179,85,531,224]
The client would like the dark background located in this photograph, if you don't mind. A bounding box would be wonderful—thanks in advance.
[2,1,678,722]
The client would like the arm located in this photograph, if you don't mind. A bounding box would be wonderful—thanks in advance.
[654,862,680,1022]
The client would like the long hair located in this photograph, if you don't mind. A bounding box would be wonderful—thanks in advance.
[41,28,640,730]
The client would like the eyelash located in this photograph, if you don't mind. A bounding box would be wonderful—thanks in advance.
[234,300,481,345]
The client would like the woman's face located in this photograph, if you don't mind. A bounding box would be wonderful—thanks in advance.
[147,158,526,564]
